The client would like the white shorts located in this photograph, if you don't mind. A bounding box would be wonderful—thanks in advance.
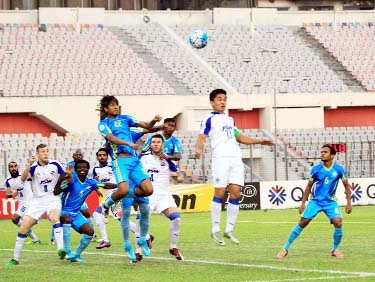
[105,188,117,199]
[149,192,177,214]
[15,201,30,218]
[212,157,244,188]
[25,194,62,220]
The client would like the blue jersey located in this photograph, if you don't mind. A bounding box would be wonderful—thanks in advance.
[98,114,139,159]
[61,174,104,212]
[142,134,182,156]
[130,127,145,143]
[309,162,348,203]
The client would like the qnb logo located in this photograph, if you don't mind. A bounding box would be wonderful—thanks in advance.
[147,169,160,173]
[240,185,257,203]
[268,185,287,206]
[350,183,362,203]
[40,179,52,185]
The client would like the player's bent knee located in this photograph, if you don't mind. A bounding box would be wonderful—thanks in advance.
[168,212,180,220]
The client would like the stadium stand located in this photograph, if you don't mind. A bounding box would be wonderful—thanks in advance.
[305,22,375,91]
[171,24,350,94]
[0,24,175,97]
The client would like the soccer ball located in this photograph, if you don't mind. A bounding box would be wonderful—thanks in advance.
[189,30,208,49]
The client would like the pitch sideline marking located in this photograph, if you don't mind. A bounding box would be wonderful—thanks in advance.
[1,248,375,278]
[243,275,370,282]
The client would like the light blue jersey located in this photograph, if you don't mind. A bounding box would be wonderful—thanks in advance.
[61,174,104,213]
[98,115,139,159]
[142,134,182,156]
[309,162,348,204]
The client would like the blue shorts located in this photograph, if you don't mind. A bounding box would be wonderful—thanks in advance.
[79,202,88,211]
[112,157,149,186]
[302,200,342,221]
[61,210,89,232]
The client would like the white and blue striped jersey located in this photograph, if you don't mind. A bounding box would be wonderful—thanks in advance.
[4,175,33,204]
[92,162,116,184]
[140,152,177,196]
[29,160,65,198]
[199,112,241,158]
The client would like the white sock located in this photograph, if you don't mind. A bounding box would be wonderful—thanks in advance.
[53,224,64,250]
[225,202,239,233]
[135,217,141,253]
[129,220,136,233]
[93,211,109,242]
[170,217,180,249]
[14,233,26,260]
[211,200,222,233]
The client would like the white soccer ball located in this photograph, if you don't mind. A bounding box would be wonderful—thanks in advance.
[189,30,208,49]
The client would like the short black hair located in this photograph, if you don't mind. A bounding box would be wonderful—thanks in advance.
[8,161,17,168]
[36,143,47,152]
[74,159,90,171]
[163,118,176,124]
[322,144,336,155]
[209,89,226,101]
[96,148,108,157]
[151,134,164,141]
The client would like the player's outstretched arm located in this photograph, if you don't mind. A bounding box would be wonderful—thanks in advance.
[105,133,140,150]
[342,179,352,214]
[138,115,162,130]
[21,155,36,182]
[235,133,274,146]
[195,134,207,159]
[54,165,73,195]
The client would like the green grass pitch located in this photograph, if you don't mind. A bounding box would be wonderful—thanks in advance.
[1,206,375,282]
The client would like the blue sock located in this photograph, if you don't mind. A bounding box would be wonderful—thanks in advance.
[333,228,343,251]
[104,196,115,209]
[63,224,72,255]
[120,208,131,241]
[74,234,93,257]
[86,217,94,229]
[138,203,150,238]
[284,224,303,251]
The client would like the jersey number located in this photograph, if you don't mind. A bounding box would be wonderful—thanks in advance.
[44,185,48,192]
[150,174,154,182]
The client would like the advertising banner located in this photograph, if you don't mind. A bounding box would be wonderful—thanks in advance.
[171,184,214,212]
[260,178,375,210]
[223,182,261,210]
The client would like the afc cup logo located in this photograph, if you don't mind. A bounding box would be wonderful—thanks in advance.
[240,184,257,203]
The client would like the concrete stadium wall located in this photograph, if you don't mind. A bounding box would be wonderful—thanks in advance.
[1,92,375,133]
[1,8,374,26]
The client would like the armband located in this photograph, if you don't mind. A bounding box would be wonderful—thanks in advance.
[234,128,240,137]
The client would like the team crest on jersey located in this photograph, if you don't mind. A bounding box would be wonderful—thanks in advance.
[161,162,166,167]
[215,177,220,183]
[51,171,55,175]
[332,171,338,177]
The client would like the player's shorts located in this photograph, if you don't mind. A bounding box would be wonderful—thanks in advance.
[212,156,244,188]
[61,210,89,232]
[79,202,88,211]
[121,197,149,209]
[112,157,149,187]
[25,194,62,220]
[302,200,342,221]
[15,201,30,217]
[149,192,177,214]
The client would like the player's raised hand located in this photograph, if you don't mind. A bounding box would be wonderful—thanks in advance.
[159,152,169,160]
[28,155,37,165]
[153,115,162,122]
[65,165,74,178]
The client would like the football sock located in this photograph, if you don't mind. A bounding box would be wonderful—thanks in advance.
[284,224,303,251]
[333,227,343,251]
[63,224,72,255]
[225,199,239,233]
[211,197,223,233]
[14,233,27,261]
[75,234,93,257]
[93,210,109,242]
[169,212,181,249]
[53,223,64,250]
[120,208,131,242]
